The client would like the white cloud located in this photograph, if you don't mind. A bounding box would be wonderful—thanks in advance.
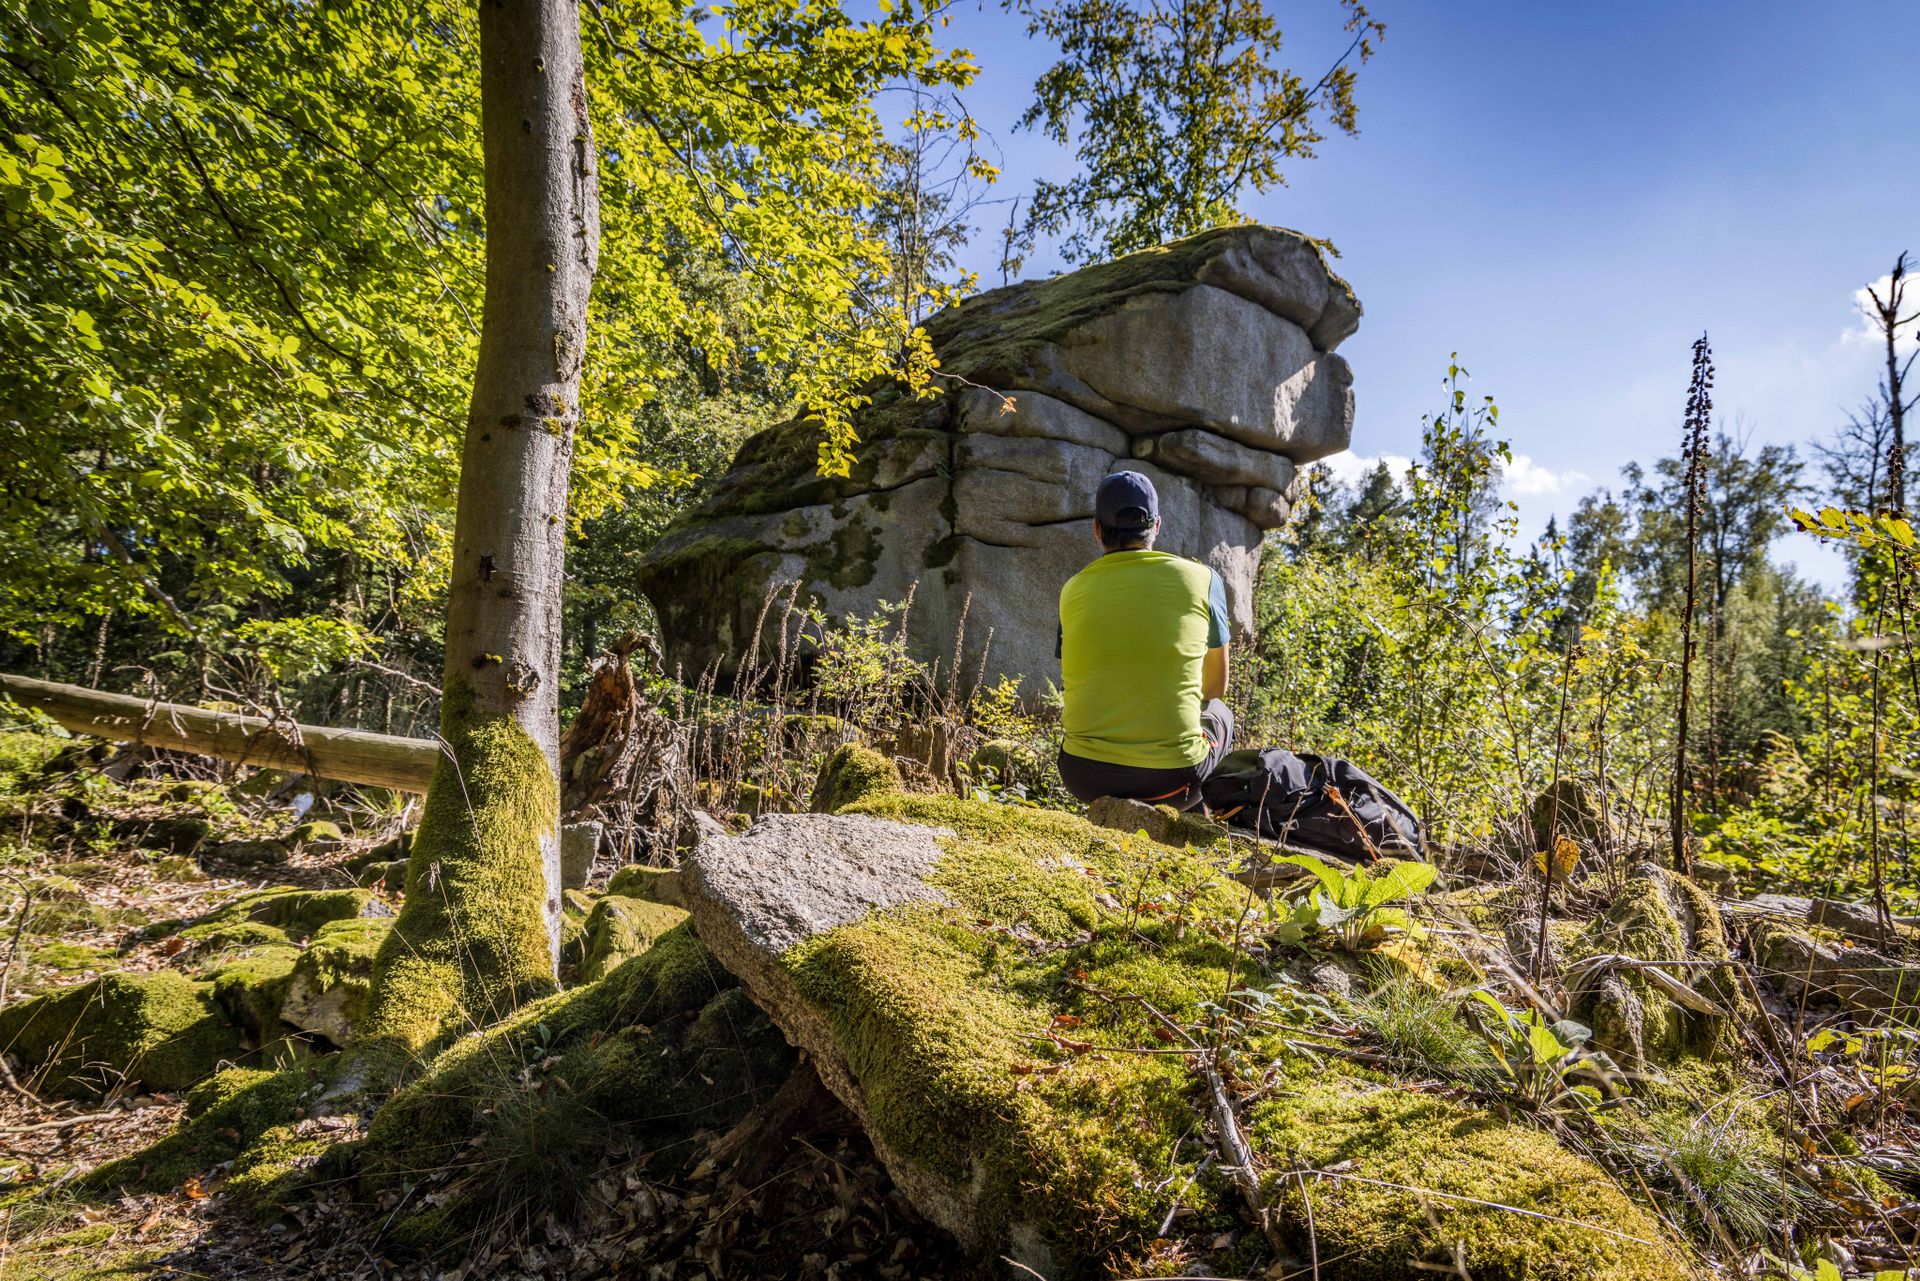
[1316,450,1413,488]
[1315,449,1587,500]
[1501,453,1590,498]
[1841,270,1920,353]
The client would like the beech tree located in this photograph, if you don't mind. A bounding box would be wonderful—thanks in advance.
[359,0,598,1062]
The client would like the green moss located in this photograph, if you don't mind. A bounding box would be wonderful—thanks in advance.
[289,819,344,844]
[781,794,1248,1269]
[1250,1065,1686,1280]
[362,924,790,1253]
[85,1064,316,1194]
[179,920,297,952]
[766,792,1685,1276]
[0,971,244,1098]
[358,681,563,1076]
[282,916,393,1044]
[808,743,901,813]
[818,514,881,590]
[177,887,383,944]
[780,713,849,752]
[1567,867,1738,1071]
[606,864,680,902]
[580,896,689,982]
[207,947,301,1042]
[344,829,413,874]
[27,941,114,974]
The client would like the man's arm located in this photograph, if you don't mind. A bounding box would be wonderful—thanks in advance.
[1203,644,1229,701]
[1202,568,1230,701]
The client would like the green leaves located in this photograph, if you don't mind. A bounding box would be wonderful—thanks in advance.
[1006,0,1383,266]
[1270,851,1433,950]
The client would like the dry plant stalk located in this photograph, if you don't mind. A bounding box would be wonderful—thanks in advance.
[1670,333,1713,872]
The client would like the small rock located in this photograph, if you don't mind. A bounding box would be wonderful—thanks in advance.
[606,863,684,907]
[353,859,409,892]
[289,819,345,847]
[280,917,393,1046]
[561,820,603,890]
[203,838,293,869]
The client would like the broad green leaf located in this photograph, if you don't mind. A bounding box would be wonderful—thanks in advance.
[1360,860,1436,908]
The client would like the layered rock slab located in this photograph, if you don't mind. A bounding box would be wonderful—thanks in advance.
[680,760,1686,1279]
[636,224,1362,692]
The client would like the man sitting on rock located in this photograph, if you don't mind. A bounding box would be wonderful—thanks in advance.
[1056,470,1235,809]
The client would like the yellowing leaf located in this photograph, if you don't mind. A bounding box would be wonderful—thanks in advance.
[1532,836,1579,880]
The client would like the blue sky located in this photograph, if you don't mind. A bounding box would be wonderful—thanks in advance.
[936,0,1920,592]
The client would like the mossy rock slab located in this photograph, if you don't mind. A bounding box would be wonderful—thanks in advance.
[680,795,1686,1279]
[605,863,684,905]
[280,917,393,1046]
[580,895,689,982]
[0,971,243,1098]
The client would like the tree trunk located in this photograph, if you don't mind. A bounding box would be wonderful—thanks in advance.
[0,672,439,791]
[360,0,599,1070]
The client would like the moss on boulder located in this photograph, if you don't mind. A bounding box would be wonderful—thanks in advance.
[1253,1065,1683,1279]
[681,792,1685,1278]
[0,971,243,1098]
[1567,863,1739,1072]
[206,948,301,1044]
[605,863,682,904]
[809,743,901,814]
[281,917,393,1047]
[579,895,689,982]
[176,887,389,947]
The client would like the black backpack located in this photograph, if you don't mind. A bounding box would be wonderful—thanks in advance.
[1200,748,1427,863]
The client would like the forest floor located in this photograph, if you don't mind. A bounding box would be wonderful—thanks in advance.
[0,751,958,1280]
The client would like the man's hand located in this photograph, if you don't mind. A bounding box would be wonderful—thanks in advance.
[1202,644,1229,702]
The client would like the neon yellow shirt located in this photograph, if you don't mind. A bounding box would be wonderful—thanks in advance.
[1058,550,1228,769]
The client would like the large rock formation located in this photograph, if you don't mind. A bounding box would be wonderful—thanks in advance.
[636,224,1360,691]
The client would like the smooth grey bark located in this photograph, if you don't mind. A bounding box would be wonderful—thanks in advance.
[442,0,601,969]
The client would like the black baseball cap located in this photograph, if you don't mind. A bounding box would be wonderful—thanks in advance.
[1096,470,1159,532]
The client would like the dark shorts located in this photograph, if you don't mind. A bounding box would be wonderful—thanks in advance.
[1056,700,1236,811]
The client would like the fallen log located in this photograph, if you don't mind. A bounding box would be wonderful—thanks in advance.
[0,672,441,793]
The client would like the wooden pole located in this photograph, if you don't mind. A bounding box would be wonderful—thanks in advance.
[0,672,440,793]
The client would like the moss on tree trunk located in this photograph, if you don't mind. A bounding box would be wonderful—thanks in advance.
[358,680,562,1072]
